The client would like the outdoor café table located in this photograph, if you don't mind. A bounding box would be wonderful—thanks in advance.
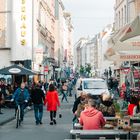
[70,129,129,139]
[130,117,140,123]
[104,117,118,121]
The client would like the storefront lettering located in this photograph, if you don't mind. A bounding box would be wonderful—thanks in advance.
[20,0,26,46]
[131,42,140,47]
[120,55,140,60]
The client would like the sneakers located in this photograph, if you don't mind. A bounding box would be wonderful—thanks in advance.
[36,121,39,125]
[36,120,43,125]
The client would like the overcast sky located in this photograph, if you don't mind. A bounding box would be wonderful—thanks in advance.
[62,0,115,43]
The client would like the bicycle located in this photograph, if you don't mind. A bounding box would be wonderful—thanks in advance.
[16,103,21,128]
[15,101,28,128]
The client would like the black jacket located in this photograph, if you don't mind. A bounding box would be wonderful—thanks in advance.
[72,96,81,113]
[31,88,45,104]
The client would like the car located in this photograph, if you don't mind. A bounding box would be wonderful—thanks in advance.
[76,78,110,97]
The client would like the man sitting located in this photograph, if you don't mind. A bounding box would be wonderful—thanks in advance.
[79,99,105,130]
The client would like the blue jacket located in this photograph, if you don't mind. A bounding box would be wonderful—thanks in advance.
[12,88,30,104]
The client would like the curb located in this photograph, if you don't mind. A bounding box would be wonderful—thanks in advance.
[0,108,32,126]
[0,116,15,126]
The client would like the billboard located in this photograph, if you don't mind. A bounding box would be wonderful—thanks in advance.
[11,0,32,61]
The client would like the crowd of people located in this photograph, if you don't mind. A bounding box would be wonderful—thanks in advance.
[0,77,77,126]
[1,75,140,130]
[72,90,140,130]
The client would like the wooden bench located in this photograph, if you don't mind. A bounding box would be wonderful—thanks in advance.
[70,129,129,139]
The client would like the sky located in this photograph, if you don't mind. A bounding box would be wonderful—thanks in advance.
[62,0,115,43]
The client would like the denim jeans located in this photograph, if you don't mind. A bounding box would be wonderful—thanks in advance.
[15,103,26,121]
[61,91,68,102]
[33,104,43,123]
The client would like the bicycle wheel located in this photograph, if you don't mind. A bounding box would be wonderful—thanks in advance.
[16,106,20,128]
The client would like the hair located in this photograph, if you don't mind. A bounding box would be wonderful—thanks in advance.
[130,96,138,104]
[49,84,55,91]
[88,99,96,107]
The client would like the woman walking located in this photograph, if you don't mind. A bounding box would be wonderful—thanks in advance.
[61,82,68,102]
[45,84,60,125]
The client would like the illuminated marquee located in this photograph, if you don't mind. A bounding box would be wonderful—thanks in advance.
[21,0,26,46]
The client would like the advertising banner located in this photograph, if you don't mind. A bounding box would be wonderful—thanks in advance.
[11,0,32,61]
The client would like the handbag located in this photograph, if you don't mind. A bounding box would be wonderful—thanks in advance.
[59,113,62,118]
[58,107,62,118]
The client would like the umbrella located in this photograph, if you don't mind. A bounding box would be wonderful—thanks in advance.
[0,64,38,75]
[120,15,140,42]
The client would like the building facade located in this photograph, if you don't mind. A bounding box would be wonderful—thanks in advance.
[107,0,140,86]
[33,0,56,81]
[0,0,73,82]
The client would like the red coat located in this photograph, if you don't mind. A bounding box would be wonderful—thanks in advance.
[127,104,136,116]
[45,90,60,111]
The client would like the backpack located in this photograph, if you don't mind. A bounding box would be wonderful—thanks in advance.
[17,90,25,104]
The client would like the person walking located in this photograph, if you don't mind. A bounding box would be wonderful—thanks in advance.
[11,82,30,122]
[0,87,4,114]
[61,82,68,102]
[44,84,60,125]
[68,80,73,97]
[31,83,45,125]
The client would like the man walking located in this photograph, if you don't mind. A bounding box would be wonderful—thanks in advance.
[11,82,30,122]
[31,83,45,125]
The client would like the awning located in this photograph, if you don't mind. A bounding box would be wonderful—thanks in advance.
[0,64,38,75]
[120,15,140,42]
[108,31,140,52]
[106,51,140,62]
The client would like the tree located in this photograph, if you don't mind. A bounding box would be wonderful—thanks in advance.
[85,63,91,77]
[79,65,85,75]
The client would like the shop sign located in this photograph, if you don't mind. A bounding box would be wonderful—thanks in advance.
[121,68,130,74]
[44,66,48,72]
[133,70,140,78]
[131,42,140,47]
[120,55,140,61]
[9,68,21,73]
[20,0,27,46]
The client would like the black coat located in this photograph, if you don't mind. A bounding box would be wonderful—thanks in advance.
[72,96,81,113]
[31,88,45,105]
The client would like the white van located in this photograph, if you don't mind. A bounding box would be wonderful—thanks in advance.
[76,78,110,97]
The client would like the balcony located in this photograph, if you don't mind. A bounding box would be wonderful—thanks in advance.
[37,19,47,37]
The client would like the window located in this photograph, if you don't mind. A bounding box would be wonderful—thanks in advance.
[124,5,127,24]
[0,0,7,48]
[119,11,120,28]
[122,8,123,26]
[83,80,107,89]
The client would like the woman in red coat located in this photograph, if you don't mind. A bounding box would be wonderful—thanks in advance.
[127,96,137,116]
[45,84,60,125]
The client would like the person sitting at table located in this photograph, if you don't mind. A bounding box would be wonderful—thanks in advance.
[127,96,138,116]
[133,97,140,116]
[99,93,115,117]
[75,94,88,119]
[79,99,105,130]
[72,92,87,125]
